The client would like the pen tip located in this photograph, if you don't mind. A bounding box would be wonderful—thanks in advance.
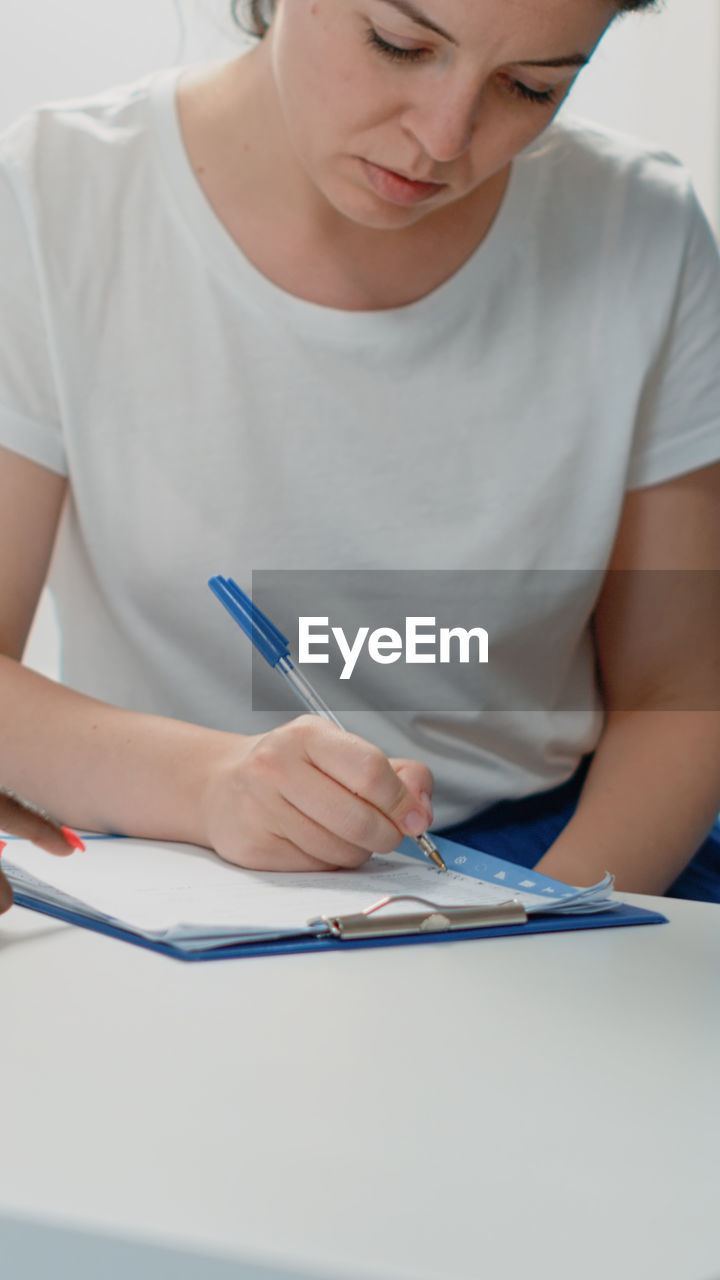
[412,831,447,872]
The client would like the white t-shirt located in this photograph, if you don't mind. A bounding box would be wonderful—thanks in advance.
[1,69,719,826]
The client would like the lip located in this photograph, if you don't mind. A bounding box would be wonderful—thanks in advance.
[360,159,446,206]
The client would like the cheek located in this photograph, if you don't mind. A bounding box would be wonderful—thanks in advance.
[273,8,391,144]
[271,9,326,122]
[274,9,348,112]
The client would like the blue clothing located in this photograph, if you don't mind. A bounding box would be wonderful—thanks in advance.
[438,758,720,903]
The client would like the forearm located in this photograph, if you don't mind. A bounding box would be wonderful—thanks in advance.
[0,655,236,843]
[0,655,434,873]
[535,709,720,894]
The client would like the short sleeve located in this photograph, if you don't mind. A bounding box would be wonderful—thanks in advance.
[0,119,67,476]
[627,185,720,489]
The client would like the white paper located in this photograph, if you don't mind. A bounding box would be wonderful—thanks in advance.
[4,836,614,945]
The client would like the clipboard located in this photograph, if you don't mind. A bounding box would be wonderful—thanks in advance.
[4,834,667,961]
[8,887,666,960]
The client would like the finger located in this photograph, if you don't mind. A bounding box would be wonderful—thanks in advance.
[274,795,376,868]
[294,720,429,837]
[280,759,406,856]
[0,862,13,914]
[390,759,434,824]
[0,790,82,856]
[218,830,339,873]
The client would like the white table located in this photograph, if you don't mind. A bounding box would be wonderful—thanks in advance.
[2,892,719,1280]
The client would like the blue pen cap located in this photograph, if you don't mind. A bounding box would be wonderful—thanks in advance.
[208,576,291,667]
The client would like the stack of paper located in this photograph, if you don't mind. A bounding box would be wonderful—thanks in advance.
[3,834,617,955]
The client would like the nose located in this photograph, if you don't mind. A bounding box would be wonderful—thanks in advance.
[400,78,481,163]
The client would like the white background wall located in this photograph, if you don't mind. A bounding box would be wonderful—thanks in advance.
[2,0,718,676]
[566,0,720,231]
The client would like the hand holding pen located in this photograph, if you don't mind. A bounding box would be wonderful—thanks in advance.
[209,577,446,873]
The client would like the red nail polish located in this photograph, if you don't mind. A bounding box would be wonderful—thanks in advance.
[61,826,85,852]
[0,840,5,857]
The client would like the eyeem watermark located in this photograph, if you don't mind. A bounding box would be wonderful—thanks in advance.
[298,616,489,680]
[248,569,720,713]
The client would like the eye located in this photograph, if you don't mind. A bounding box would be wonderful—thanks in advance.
[502,76,557,107]
[365,27,430,63]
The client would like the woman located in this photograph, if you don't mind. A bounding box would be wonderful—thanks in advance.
[0,0,718,895]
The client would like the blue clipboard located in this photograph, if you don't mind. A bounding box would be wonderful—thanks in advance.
[9,889,666,960]
[8,832,667,961]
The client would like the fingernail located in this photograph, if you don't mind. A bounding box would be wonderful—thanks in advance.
[403,810,426,837]
[0,840,5,857]
[61,826,85,852]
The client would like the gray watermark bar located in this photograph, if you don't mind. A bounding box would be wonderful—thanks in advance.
[249,569,720,714]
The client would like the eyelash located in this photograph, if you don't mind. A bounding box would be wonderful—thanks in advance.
[365,27,428,62]
[365,28,557,106]
[507,79,556,106]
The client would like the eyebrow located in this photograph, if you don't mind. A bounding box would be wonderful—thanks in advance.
[378,0,458,43]
[516,53,590,69]
[376,0,590,68]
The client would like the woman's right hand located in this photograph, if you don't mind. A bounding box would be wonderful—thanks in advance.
[201,715,434,872]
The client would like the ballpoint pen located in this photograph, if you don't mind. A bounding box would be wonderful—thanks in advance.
[208,575,447,872]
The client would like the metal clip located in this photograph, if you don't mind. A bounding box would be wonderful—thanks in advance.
[311,894,528,940]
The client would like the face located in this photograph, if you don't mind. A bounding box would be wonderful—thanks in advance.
[267,0,617,230]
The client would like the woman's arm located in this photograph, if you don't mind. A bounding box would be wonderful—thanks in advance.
[535,461,720,893]
[0,450,246,847]
[0,448,433,871]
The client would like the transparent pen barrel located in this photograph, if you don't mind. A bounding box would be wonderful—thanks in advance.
[278,658,344,729]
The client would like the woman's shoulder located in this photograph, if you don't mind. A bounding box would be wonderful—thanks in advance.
[517,112,706,261]
[543,111,686,170]
[0,68,185,268]
[0,69,178,194]
[527,112,695,210]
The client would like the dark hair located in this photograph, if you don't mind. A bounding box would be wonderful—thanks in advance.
[231,0,660,41]
[231,0,272,39]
